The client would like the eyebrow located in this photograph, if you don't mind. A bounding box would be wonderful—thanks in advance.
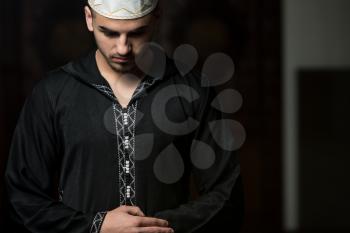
[98,25,149,34]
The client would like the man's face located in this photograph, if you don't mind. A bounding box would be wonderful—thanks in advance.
[85,6,157,74]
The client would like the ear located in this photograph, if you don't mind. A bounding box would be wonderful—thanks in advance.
[84,6,94,32]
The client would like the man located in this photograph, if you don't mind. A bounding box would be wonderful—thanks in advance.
[5,0,243,233]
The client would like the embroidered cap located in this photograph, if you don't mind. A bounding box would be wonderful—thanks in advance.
[88,0,159,19]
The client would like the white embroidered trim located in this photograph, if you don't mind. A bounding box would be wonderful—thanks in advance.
[113,102,138,206]
[90,211,107,233]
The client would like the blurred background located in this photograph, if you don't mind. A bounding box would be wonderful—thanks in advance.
[1,0,350,232]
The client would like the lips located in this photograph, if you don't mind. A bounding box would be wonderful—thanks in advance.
[111,56,130,63]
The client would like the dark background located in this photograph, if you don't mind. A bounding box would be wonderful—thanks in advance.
[1,0,349,232]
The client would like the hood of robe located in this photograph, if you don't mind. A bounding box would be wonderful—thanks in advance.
[59,49,178,102]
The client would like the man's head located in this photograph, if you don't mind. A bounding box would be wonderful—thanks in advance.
[85,0,160,74]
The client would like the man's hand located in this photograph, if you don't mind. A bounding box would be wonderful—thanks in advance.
[100,205,174,233]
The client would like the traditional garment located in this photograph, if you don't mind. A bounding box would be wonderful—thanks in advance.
[5,50,243,233]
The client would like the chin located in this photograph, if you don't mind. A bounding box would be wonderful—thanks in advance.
[109,61,134,74]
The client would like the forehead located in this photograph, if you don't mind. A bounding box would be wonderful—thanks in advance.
[93,11,155,32]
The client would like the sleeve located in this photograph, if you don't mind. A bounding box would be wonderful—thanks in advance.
[4,80,107,233]
[153,85,244,233]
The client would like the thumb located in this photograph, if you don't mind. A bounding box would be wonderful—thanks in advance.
[124,206,145,217]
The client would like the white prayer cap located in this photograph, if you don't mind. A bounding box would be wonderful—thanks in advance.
[88,0,159,20]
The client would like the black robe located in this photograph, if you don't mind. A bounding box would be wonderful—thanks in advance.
[5,50,243,233]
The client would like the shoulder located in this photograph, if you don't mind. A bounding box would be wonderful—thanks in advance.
[162,58,218,119]
[165,57,214,103]
[28,65,76,110]
[37,66,73,94]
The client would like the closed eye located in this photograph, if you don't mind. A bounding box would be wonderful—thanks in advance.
[98,25,149,38]
[98,26,120,37]
[103,31,120,37]
[128,29,147,37]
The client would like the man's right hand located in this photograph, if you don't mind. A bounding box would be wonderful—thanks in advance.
[100,205,174,233]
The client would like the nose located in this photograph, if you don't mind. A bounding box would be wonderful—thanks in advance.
[116,34,131,56]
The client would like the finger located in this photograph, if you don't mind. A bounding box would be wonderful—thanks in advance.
[137,216,169,227]
[124,206,145,217]
[135,226,174,233]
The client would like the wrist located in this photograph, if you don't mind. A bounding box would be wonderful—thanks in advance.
[91,211,108,233]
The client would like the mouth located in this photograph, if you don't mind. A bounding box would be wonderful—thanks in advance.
[111,56,131,64]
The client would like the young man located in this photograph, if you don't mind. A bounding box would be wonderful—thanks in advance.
[5,0,243,233]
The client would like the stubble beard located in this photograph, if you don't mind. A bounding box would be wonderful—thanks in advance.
[108,53,141,74]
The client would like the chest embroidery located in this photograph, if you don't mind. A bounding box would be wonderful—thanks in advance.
[92,77,157,206]
[112,102,138,206]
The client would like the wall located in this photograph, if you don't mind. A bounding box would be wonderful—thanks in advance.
[283,0,350,231]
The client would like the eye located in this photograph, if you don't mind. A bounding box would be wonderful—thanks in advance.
[103,31,119,38]
[102,31,119,38]
[128,30,146,37]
